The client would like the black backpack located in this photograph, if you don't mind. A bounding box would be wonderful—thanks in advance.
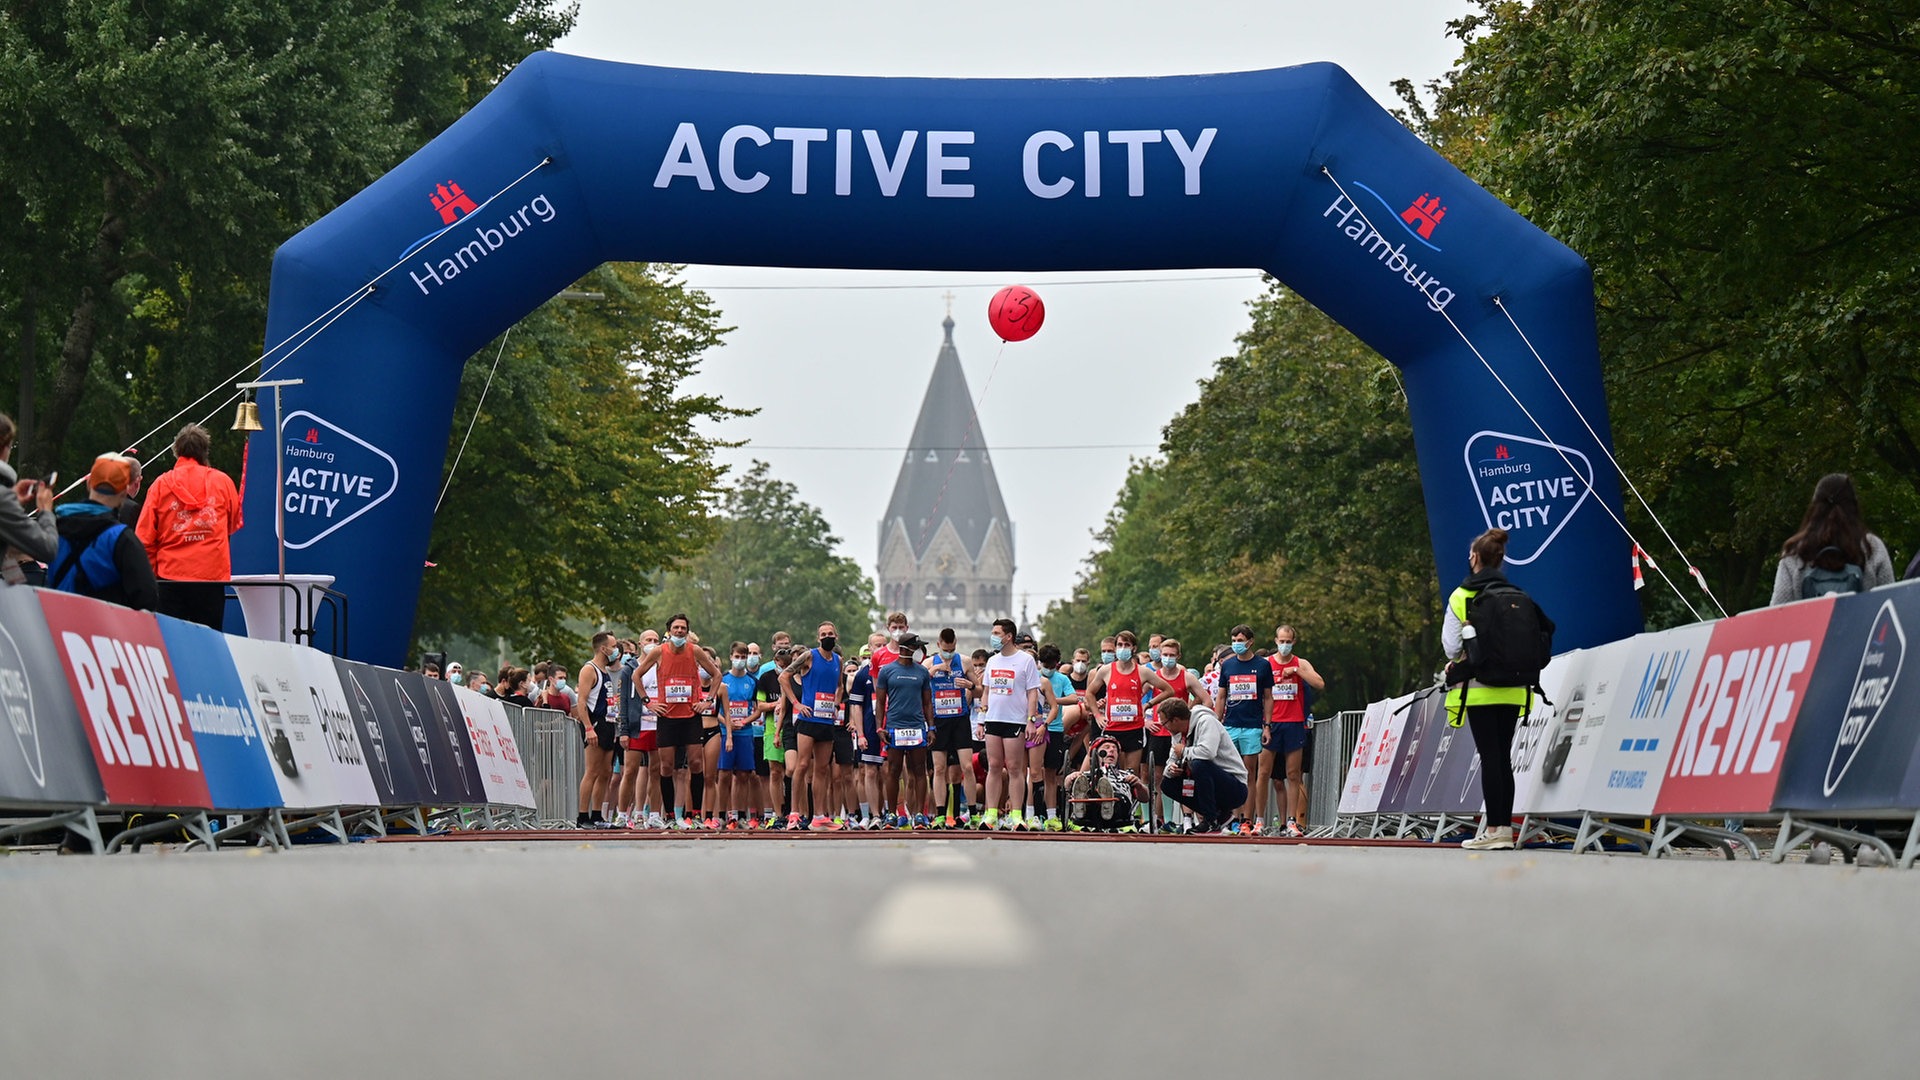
[1801,546,1864,598]
[1461,580,1555,688]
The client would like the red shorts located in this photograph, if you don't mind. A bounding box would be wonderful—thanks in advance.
[627,730,657,753]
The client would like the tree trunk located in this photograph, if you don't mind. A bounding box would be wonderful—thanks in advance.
[30,176,130,476]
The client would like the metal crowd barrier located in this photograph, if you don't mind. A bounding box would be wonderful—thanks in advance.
[505,706,584,828]
[1306,710,1361,833]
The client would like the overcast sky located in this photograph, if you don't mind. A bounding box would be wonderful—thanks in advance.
[556,1,1476,619]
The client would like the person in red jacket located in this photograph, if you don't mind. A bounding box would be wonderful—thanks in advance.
[134,423,243,630]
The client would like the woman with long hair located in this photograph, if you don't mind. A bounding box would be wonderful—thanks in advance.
[1443,528,1533,851]
[1770,474,1895,606]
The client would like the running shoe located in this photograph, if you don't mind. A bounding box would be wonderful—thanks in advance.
[942,814,958,829]
[1066,821,1083,832]
[1005,810,1026,831]
[1043,816,1063,833]
[787,813,804,831]
[613,811,631,829]
[914,814,933,830]
[767,816,787,831]
[645,812,667,830]
[706,815,723,830]
[1118,824,1138,834]
[815,815,841,831]
[724,817,741,831]
[1284,820,1305,839]
[980,808,1000,831]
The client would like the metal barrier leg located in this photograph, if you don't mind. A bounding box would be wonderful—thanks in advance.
[1901,815,1920,870]
[0,807,105,853]
[106,810,215,854]
[1768,811,1894,866]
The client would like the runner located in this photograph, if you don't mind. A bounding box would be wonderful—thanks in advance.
[849,638,883,827]
[632,614,725,829]
[779,622,847,830]
[570,632,621,828]
[717,641,761,829]
[1213,624,1275,834]
[977,619,1043,830]
[759,631,792,677]
[1035,643,1078,831]
[1081,630,1182,811]
[833,654,861,827]
[614,630,659,828]
[1147,637,1214,833]
[926,628,977,827]
[1063,646,1093,772]
[967,648,991,815]
[1263,623,1325,837]
[757,643,794,827]
[876,632,936,828]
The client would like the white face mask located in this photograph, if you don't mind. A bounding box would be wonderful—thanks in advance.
[1073,660,1086,674]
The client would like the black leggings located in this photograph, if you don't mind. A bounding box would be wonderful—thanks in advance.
[1465,703,1522,826]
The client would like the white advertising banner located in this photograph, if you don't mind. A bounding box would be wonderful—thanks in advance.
[223,635,339,810]
[1519,640,1636,816]
[454,686,535,808]
[1581,622,1715,816]
[1506,651,1578,816]
[1343,691,1416,814]
[289,645,381,807]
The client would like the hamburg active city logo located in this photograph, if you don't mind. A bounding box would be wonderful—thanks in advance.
[1464,431,1594,566]
[279,411,398,551]
[1825,600,1906,796]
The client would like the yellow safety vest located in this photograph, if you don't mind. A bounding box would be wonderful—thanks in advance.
[1445,585,1533,724]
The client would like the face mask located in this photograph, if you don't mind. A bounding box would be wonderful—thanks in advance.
[1115,647,1133,662]
[748,653,761,667]
[449,673,464,685]
[889,629,904,642]
[643,642,657,654]
[990,634,1004,650]
[820,636,837,653]
[1231,641,1249,656]
[1073,660,1087,674]
[669,634,688,648]
[939,649,954,662]
[732,657,748,671]
[1100,651,1116,665]
[1276,642,1294,658]
[1160,654,1178,669]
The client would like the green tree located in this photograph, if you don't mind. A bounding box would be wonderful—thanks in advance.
[1434,0,1920,618]
[412,261,743,661]
[1041,283,1440,710]
[646,460,878,648]
[0,1,576,474]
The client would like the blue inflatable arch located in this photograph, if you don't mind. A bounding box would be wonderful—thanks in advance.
[240,51,1642,665]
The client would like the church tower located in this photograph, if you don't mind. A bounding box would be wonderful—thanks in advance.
[877,314,1015,648]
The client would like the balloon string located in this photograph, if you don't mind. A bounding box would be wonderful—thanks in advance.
[911,338,1010,560]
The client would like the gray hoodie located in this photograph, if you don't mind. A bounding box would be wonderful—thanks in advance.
[0,459,56,580]
[1171,704,1248,782]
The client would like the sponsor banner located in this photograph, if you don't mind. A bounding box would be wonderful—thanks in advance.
[405,672,488,805]
[1376,690,1445,815]
[37,591,212,809]
[454,686,536,807]
[288,646,381,807]
[1338,699,1391,814]
[1780,583,1920,812]
[1519,640,1635,816]
[0,586,103,808]
[1653,599,1835,816]
[1502,651,1577,816]
[1581,623,1714,816]
[1403,700,1477,815]
[332,658,425,806]
[223,635,340,810]
[155,615,282,811]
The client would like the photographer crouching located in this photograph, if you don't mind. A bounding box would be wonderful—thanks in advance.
[1157,699,1248,834]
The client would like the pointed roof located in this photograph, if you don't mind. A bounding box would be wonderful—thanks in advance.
[882,315,1013,563]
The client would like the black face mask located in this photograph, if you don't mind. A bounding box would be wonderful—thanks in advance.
[819,636,837,653]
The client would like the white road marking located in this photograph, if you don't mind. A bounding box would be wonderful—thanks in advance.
[910,848,976,872]
[862,881,1032,967]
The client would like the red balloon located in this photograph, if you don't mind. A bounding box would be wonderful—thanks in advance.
[987,285,1045,342]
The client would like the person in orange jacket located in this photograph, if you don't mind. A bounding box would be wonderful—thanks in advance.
[135,423,243,630]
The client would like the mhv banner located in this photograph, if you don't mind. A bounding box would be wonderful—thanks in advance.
[37,591,211,809]
[155,614,282,811]
[1580,622,1713,816]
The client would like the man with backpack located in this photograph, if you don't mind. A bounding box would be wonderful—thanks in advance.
[1443,527,1554,851]
[51,454,159,612]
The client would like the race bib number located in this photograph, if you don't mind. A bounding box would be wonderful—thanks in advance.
[1276,682,1299,701]
[933,689,964,717]
[1110,702,1138,722]
[727,702,751,721]
[891,726,925,748]
[811,693,839,722]
[1228,674,1258,702]
[989,668,1016,696]
[664,679,694,703]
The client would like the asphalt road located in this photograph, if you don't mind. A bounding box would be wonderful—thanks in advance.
[2,835,1915,1078]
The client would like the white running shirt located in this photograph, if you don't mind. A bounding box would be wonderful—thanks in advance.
[979,649,1043,725]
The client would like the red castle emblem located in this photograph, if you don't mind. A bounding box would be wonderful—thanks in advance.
[431,181,478,225]
[1493,444,1511,460]
[1401,193,1446,239]
[305,428,320,443]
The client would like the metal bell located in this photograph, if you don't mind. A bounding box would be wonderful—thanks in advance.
[231,399,263,432]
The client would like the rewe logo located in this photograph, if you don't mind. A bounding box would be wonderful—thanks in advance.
[1401,194,1446,239]
[60,632,199,772]
[1464,431,1593,565]
[431,181,477,225]
[1669,639,1812,779]
[1825,601,1906,796]
[279,411,398,551]
[0,622,42,787]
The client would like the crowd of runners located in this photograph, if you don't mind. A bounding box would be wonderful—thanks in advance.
[565,611,1324,836]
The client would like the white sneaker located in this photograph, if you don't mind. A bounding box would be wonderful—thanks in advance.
[645,812,667,830]
[1462,826,1516,850]
[613,811,631,829]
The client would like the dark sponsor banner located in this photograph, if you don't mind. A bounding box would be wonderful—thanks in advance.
[1375,691,1445,815]
[331,658,424,806]
[155,615,282,811]
[423,677,489,805]
[37,590,212,809]
[1778,582,1920,811]
[1653,598,1835,816]
[389,671,485,805]
[0,587,103,808]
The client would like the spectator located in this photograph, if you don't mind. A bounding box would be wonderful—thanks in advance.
[496,668,536,707]
[0,412,55,584]
[446,661,465,686]
[1770,473,1896,604]
[136,423,243,630]
[114,453,143,526]
[50,454,159,611]
[422,661,442,680]
[1157,698,1248,833]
